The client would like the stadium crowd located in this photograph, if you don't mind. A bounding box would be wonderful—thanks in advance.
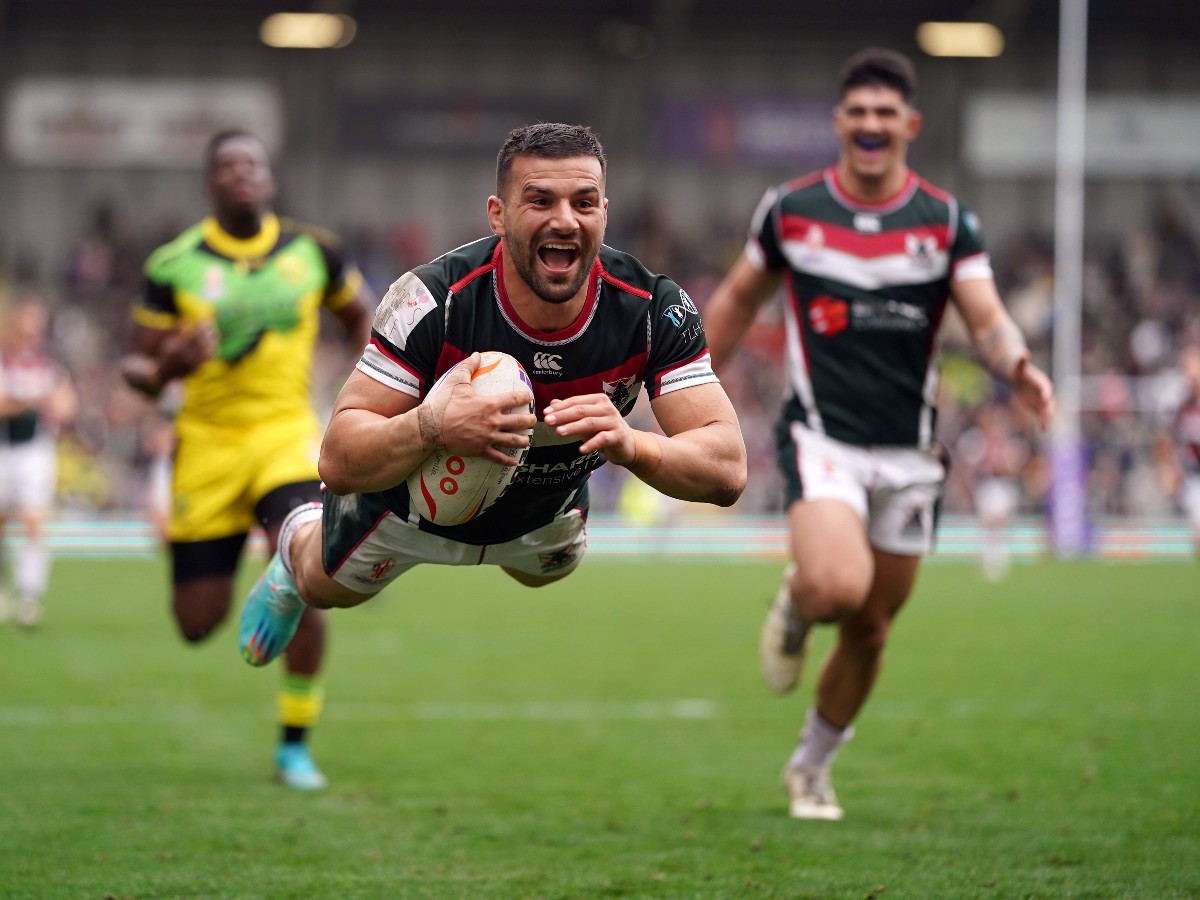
[1,190,1198,524]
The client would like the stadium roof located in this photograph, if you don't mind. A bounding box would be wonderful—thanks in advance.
[1,0,1195,44]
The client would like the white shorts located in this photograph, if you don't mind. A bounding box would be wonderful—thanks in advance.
[974,476,1021,525]
[322,490,587,594]
[0,438,56,515]
[1181,475,1200,534]
[778,422,947,556]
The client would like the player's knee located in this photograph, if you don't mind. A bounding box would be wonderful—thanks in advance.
[841,615,891,659]
[298,572,372,610]
[504,566,572,588]
[790,565,868,622]
[174,615,219,643]
[171,595,228,643]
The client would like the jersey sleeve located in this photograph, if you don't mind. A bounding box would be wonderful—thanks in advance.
[744,185,787,273]
[646,281,719,399]
[950,201,994,283]
[132,270,181,331]
[355,271,444,398]
[314,238,366,312]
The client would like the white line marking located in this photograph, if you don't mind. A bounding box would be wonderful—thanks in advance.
[410,699,718,721]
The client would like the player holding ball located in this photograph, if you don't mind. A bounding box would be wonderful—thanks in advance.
[238,123,747,670]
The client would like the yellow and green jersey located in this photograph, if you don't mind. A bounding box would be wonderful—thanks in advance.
[135,213,363,430]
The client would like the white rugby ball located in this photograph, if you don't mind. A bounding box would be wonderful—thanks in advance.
[406,351,535,526]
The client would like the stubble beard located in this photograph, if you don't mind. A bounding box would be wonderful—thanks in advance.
[511,241,597,305]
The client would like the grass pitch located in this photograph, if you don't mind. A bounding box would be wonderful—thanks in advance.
[0,556,1196,898]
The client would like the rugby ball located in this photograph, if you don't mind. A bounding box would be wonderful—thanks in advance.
[406,351,535,526]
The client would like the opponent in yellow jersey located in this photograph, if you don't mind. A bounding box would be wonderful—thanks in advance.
[121,130,372,790]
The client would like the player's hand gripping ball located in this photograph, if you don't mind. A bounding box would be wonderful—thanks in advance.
[407,351,535,525]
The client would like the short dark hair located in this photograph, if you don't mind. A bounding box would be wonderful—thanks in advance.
[838,47,917,103]
[204,129,266,175]
[495,123,607,196]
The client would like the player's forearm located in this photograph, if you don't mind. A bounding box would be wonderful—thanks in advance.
[120,354,165,398]
[703,254,775,373]
[624,422,747,507]
[971,315,1030,384]
[318,407,429,494]
[0,393,34,415]
[703,295,758,374]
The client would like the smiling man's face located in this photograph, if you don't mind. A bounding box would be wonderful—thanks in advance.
[488,153,607,307]
[833,84,922,189]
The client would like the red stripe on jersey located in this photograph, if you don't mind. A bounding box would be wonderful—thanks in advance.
[328,507,391,576]
[827,168,919,212]
[784,170,825,193]
[370,336,426,390]
[653,348,709,392]
[449,245,500,294]
[496,251,602,342]
[532,352,648,408]
[600,269,652,300]
[916,176,954,204]
[780,214,949,259]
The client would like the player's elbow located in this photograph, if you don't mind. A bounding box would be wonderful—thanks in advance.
[317,455,354,496]
[718,469,749,507]
[705,453,749,508]
[708,482,745,508]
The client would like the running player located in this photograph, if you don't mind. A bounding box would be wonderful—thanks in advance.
[120,130,372,789]
[704,48,1055,820]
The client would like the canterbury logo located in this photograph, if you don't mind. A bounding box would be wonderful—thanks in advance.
[532,352,562,371]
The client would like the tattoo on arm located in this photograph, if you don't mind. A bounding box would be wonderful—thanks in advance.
[975,317,1030,383]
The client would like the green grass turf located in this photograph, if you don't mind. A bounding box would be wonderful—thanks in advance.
[0,556,1196,898]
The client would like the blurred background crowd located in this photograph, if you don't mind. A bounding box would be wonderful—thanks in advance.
[3,189,1198,524]
[1,0,1198,528]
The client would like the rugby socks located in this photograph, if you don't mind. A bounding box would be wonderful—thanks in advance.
[278,672,325,739]
[273,505,325,744]
[278,501,323,576]
[16,536,48,603]
[790,707,854,770]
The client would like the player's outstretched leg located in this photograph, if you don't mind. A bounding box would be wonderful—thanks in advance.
[240,552,305,667]
[760,565,810,694]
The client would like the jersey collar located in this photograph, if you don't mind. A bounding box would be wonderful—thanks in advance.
[201,213,281,260]
[826,167,919,214]
[493,242,601,343]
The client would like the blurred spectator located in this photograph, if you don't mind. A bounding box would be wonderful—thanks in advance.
[60,201,142,334]
[956,401,1035,580]
[1155,344,1200,554]
[0,297,79,627]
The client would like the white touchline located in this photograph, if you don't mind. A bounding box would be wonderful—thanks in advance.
[410,699,719,721]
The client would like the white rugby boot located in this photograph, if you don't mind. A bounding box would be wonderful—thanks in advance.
[14,597,43,629]
[781,763,844,821]
[759,566,810,694]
